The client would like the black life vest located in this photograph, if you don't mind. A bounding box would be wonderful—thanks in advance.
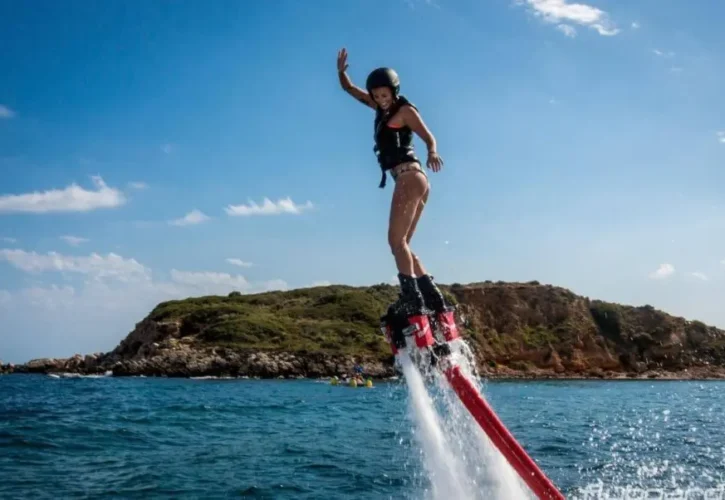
[373,95,420,188]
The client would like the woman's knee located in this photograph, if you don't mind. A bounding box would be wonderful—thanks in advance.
[388,232,408,254]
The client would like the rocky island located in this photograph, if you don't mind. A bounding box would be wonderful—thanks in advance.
[3,281,725,380]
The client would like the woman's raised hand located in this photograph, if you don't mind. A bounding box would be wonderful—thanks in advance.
[337,48,349,73]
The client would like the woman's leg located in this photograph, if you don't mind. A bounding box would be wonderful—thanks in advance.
[406,187,429,277]
[388,170,429,275]
[403,184,449,313]
[388,169,429,315]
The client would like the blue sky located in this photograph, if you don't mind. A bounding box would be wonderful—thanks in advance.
[1,0,724,363]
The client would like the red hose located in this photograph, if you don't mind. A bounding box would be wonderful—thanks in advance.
[443,365,565,500]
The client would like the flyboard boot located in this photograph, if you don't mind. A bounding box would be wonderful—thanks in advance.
[416,275,479,370]
[416,274,460,345]
[380,274,436,364]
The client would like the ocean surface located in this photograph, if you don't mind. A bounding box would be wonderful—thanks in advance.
[1,373,724,499]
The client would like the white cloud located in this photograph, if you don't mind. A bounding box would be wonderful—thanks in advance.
[717,131,725,144]
[520,0,619,36]
[161,144,174,154]
[0,105,15,119]
[649,263,675,280]
[226,258,253,268]
[0,254,291,363]
[0,176,125,214]
[586,23,617,36]
[556,24,577,37]
[652,49,675,58]
[0,279,178,362]
[525,0,600,23]
[4,265,287,310]
[171,269,249,289]
[307,280,332,288]
[60,235,89,247]
[631,21,640,29]
[169,209,210,226]
[128,181,149,190]
[689,272,708,281]
[170,269,288,295]
[2,237,17,244]
[262,279,290,291]
[0,251,288,308]
[225,197,314,217]
[0,248,150,282]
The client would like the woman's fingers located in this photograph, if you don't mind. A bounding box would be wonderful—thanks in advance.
[337,48,348,70]
[427,154,443,172]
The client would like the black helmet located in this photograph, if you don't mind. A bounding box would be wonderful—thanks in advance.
[366,67,400,97]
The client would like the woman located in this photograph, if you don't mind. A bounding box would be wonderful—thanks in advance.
[336,47,449,317]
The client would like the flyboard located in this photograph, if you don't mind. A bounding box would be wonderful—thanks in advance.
[380,305,565,500]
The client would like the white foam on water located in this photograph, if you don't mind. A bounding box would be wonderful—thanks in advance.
[398,349,475,500]
[47,372,112,379]
[430,350,535,500]
[397,334,536,500]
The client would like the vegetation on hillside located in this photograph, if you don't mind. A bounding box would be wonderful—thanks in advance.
[148,284,406,361]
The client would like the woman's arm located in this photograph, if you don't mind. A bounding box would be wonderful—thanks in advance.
[401,105,444,172]
[337,48,376,109]
[338,71,376,109]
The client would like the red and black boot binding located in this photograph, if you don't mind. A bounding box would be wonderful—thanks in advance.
[416,274,460,343]
[380,273,460,364]
[380,273,435,355]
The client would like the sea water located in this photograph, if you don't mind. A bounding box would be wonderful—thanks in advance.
[2,374,725,499]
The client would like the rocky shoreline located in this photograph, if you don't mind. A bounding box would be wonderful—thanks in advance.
[3,352,725,381]
[1,349,394,379]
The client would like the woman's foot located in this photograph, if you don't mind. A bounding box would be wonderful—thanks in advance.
[416,274,449,313]
[392,272,427,317]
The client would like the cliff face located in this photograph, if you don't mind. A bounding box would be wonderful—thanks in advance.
[5,281,725,379]
[451,282,725,378]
